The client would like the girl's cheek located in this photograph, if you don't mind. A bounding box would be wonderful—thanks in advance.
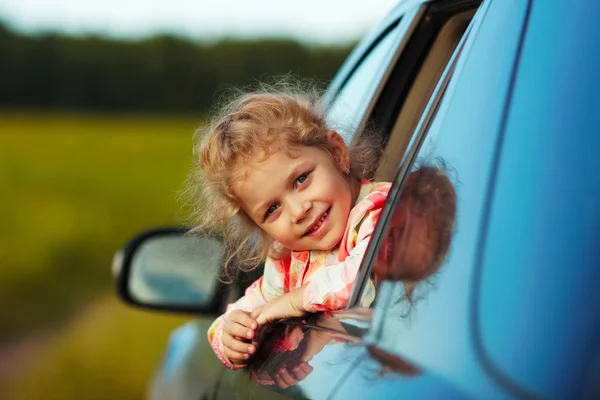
[373,263,387,280]
[270,222,291,241]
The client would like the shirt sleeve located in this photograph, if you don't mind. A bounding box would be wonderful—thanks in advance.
[208,256,287,369]
[302,235,376,311]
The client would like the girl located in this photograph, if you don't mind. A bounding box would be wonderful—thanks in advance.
[187,86,390,371]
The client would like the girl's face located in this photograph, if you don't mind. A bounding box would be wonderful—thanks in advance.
[233,132,356,252]
[374,203,432,281]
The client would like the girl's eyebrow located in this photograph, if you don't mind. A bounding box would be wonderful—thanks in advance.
[251,160,312,220]
[285,160,311,186]
[252,193,278,221]
[252,200,273,221]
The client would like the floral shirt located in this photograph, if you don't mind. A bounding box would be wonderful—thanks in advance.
[208,181,391,370]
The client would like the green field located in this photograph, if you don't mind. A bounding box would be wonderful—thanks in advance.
[3,294,192,400]
[0,112,206,398]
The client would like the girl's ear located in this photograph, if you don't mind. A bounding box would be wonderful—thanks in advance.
[326,130,350,172]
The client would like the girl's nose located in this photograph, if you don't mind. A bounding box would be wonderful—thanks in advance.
[290,199,311,224]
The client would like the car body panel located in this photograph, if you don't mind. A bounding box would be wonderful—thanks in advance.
[475,1,600,398]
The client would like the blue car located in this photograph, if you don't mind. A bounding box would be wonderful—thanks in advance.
[113,0,600,398]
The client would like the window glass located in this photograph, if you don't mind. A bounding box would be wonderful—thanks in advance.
[361,0,531,397]
[325,23,402,143]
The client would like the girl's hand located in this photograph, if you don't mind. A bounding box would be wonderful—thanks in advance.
[223,310,258,366]
[271,362,313,389]
[251,286,308,325]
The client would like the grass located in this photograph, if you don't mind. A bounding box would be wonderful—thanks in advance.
[0,111,203,340]
[1,294,192,400]
[0,111,216,399]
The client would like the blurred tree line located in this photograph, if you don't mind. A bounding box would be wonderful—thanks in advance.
[0,23,353,113]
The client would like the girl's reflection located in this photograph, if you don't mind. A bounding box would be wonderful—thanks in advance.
[374,165,457,296]
[249,320,343,388]
[248,312,423,389]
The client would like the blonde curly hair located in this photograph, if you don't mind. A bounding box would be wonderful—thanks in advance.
[183,82,383,280]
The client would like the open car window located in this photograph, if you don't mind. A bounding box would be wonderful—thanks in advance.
[346,0,482,312]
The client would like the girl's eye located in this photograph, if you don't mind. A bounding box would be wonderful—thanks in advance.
[295,173,308,186]
[265,204,279,218]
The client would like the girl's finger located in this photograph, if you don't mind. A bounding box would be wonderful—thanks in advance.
[272,372,289,389]
[291,362,312,381]
[302,362,313,374]
[223,332,256,354]
[255,308,272,325]
[276,367,298,387]
[290,366,308,381]
[256,306,289,325]
[224,321,255,340]
[231,310,258,329]
[223,347,250,363]
[250,305,264,320]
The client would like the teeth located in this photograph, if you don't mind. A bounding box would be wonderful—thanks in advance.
[307,211,328,234]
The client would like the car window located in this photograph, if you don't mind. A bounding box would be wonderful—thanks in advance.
[348,0,481,311]
[375,6,477,182]
[325,21,403,143]
[355,0,531,398]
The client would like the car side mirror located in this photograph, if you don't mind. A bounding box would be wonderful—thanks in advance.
[113,227,226,315]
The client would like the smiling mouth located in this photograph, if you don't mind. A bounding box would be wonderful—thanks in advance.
[304,207,331,236]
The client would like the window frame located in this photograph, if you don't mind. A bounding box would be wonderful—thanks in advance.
[347,0,483,310]
[323,6,424,144]
[368,0,483,137]
[322,2,421,111]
